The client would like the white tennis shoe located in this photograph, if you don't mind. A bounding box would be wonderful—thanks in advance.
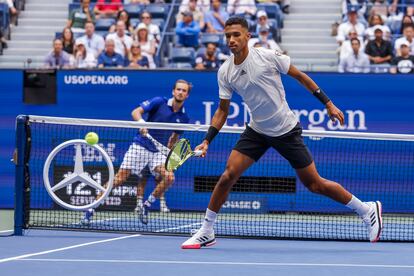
[362,201,383,242]
[181,228,216,249]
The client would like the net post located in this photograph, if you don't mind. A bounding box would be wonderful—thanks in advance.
[14,115,29,236]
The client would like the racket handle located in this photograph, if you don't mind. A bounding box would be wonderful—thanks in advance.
[193,150,203,157]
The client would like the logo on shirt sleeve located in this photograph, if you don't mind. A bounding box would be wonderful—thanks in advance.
[142,100,150,106]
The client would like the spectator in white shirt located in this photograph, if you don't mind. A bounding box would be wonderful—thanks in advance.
[364,14,391,41]
[139,11,161,45]
[78,21,105,58]
[106,20,133,58]
[336,7,366,45]
[248,26,283,52]
[394,25,414,56]
[177,0,205,30]
[179,0,210,13]
[136,23,156,68]
[339,28,365,61]
[339,38,370,73]
[70,39,97,68]
[227,0,257,17]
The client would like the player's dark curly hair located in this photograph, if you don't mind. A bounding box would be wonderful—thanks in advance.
[224,16,249,30]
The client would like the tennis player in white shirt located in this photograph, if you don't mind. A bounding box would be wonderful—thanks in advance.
[182,17,383,249]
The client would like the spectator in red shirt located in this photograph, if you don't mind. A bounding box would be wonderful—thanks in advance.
[94,0,123,19]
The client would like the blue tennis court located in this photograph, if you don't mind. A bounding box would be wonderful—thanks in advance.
[1,229,414,276]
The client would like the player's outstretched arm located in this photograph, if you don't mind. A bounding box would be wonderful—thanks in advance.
[287,64,345,126]
[196,99,230,157]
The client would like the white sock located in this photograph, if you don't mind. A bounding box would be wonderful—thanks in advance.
[346,195,370,217]
[160,196,167,206]
[201,209,217,231]
[136,197,143,207]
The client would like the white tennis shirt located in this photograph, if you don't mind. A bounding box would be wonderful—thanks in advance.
[218,47,298,137]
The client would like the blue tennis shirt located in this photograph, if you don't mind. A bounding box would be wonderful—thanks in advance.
[133,97,190,152]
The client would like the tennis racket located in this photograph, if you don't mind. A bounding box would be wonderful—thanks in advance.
[165,138,202,172]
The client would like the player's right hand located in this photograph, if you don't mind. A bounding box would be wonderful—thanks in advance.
[195,141,209,157]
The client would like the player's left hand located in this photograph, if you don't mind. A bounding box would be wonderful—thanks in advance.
[140,128,148,136]
[326,101,345,125]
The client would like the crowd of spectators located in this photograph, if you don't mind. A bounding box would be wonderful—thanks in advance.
[43,0,286,70]
[337,0,414,74]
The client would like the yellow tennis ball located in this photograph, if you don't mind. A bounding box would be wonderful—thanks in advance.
[85,132,99,145]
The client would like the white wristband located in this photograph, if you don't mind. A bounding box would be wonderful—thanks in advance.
[138,118,145,123]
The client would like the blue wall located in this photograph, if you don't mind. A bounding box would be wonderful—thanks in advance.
[1,70,414,208]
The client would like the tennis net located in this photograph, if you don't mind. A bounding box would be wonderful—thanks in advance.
[14,115,414,241]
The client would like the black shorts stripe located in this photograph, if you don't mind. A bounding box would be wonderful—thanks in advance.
[233,123,313,169]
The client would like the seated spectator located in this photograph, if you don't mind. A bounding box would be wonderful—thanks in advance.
[195,42,227,69]
[177,0,205,31]
[44,39,71,68]
[397,15,414,35]
[175,11,201,48]
[128,42,150,68]
[70,39,97,68]
[254,10,278,41]
[336,7,366,45]
[339,29,365,61]
[365,28,393,64]
[338,38,370,73]
[67,0,95,33]
[61,27,75,55]
[97,39,124,67]
[78,21,105,58]
[179,0,211,14]
[342,1,367,22]
[109,10,134,34]
[390,42,414,73]
[204,0,229,33]
[227,0,257,17]
[94,0,123,19]
[106,21,133,58]
[369,0,388,21]
[139,11,161,45]
[364,14,391,41]
[135,23,156,68]
[406,0,414,16]
[394,25,414,56]
[1,0,18,25]
[248,26,283,52]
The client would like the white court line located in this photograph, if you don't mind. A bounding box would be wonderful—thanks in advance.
[14,259,414,269]
[0,230,13,234]
[0,233,141,264]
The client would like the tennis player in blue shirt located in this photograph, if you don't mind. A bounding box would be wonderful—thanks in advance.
[83,79,191,224]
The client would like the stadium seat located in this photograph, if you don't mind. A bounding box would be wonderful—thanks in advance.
[130,18,140,29]
[68,3,81,14]
[257,3,283,28]
[95,30,109,38]
[167,62,193,69]
[146,5,167,19]
[200,33,222,46]
[151,18,165,30]
[95,18,116,31]
[124,4,142,18]
[170,47,195,63]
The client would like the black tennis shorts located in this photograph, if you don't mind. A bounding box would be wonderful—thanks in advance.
[233,123,313,169]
